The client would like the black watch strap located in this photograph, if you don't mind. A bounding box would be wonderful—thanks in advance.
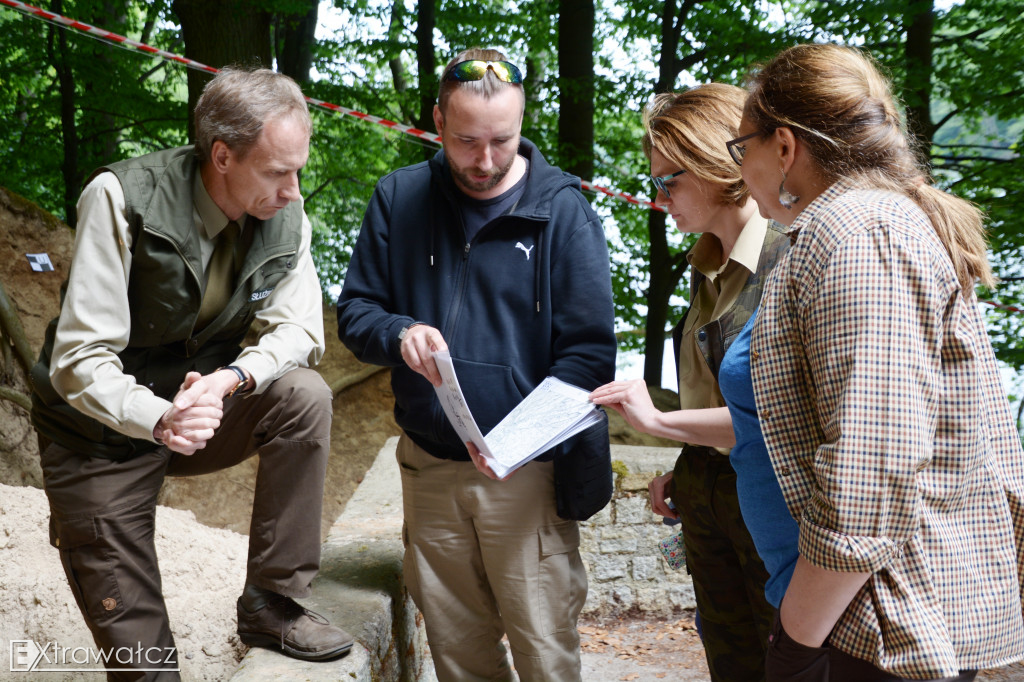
[221,365,249,396]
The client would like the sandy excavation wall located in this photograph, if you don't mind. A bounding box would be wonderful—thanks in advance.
[1,482,249,680]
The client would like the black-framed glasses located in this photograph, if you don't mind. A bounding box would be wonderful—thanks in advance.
[726,132,760,166]
[443,60,524,84]
[651,169,686,197]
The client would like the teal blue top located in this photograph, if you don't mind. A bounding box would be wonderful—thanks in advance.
[717,310,799,607]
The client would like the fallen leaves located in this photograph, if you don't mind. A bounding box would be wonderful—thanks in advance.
[578,613,706,679]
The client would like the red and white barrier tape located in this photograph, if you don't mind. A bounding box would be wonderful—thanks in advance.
[982,299,1024,315]
[0,0,662,211]
[582,181,661,211]
[0,0,218,74]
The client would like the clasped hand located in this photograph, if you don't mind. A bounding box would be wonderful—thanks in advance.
[154,370,238,455]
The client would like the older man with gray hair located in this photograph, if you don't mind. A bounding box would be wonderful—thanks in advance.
[32,68,352,680]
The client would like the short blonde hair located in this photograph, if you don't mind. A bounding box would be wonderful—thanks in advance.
[641,84,750,207]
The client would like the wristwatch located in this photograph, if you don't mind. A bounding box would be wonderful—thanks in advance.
[398,322,423,342]
[221,365,250,397]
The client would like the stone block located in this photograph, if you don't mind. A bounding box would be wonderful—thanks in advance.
[598,527,639,554]
[608,584,635,610]
[631,555,658,581]
[589,555,628,582]
[618,472,652,493]
[581,504,612,527]
[615,495,655,524]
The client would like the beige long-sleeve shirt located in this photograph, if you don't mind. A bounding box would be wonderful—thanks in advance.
[677,212,769,411]
[48,171,325,443]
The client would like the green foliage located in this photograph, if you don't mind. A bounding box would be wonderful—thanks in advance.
[788,0,1024,373]
[0,0,187,222]
[2,0,1022,382]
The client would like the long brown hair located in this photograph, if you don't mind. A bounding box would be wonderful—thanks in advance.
[642,84,750,207]
[744,43,993,290]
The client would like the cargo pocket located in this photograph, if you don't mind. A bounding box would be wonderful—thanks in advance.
[537,521,586,635]
[50,514,126,623]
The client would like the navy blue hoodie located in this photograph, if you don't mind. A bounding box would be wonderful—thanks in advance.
[337,139,616,461]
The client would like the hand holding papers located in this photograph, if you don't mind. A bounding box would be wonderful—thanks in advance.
[432,350,603,479]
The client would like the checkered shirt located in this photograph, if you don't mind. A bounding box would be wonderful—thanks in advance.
[751,179,1024,677]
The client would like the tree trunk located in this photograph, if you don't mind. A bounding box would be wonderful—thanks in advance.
[89,1,128,161]
[277,0,319,86]
[387,2,408,96]
[642,0,688,386]
[48,0,80,226]
[171,0,273,142]
[643,210,673,386]
[904,0,935,147]
[557,0,594,183]
[414,0,437,162]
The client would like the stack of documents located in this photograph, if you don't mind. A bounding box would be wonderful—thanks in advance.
[432,350,602,478]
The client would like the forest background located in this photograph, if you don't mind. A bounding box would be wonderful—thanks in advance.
[1,0,1022,421]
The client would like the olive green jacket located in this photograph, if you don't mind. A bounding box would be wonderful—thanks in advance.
[672,221,790,382]
[31,146,303,460]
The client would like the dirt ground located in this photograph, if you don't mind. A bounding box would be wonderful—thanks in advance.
[579,612,711,680]
[577,611,1024,681]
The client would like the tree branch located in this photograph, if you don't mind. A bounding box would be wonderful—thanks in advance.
[0,281,35,377]
[932,142,1016,151]
[932,154,1018,164]
[330,365,387,398]
[0,386,31,413]
[306,174,372,205]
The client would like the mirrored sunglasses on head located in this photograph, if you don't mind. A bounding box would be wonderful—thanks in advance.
[444,60,524,84]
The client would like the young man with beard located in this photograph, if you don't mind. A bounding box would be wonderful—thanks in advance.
[337,48,616,681]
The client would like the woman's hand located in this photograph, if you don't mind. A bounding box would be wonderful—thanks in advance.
[590,379,661,435]
[648,471,678,519]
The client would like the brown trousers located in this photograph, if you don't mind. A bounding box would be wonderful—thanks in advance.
[40,368,332,682]
[672,445,775,682]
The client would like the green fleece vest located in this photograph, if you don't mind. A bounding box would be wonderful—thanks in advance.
[31,146,303,460]
[673,221,790,381]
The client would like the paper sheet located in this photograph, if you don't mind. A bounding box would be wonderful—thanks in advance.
[432,350,601,478]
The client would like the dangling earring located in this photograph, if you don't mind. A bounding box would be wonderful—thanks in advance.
[778,170,800,210]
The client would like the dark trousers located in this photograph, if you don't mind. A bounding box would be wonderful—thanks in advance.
[40,368,332,682]
[767,611,978,682]
[672,444,775,682]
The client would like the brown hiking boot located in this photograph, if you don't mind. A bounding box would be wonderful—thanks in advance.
[237,591,354,662]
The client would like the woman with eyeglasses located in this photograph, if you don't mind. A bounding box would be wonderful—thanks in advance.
[590,83,796,681]
[731,43,1024,681]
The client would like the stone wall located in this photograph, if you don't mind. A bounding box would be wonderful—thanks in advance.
[580,445,695,618]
